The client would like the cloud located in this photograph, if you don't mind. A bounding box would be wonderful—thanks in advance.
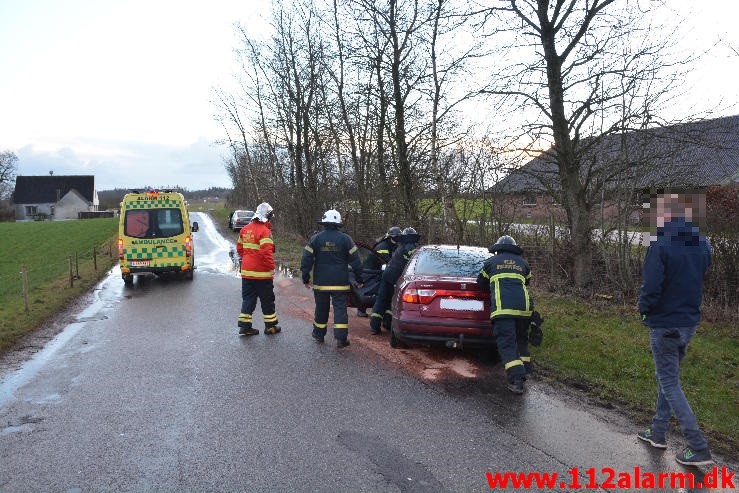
[15,138,232,190]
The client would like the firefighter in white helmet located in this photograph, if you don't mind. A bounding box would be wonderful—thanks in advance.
[300,209,364,347]
[236,202,281,336]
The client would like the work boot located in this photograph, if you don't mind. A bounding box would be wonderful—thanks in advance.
[506,378,524,395]
[357,309,369,318]
[369,315,382,333]
[336,339,350,348]
[312,332,325,343]
[265,325,282,335]
[239,327,259,336]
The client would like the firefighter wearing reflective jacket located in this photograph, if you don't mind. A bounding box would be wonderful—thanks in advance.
[369,227,420,335]
[236,202,281,336]
[477,235,533,394]
[357,226,402,317]
[301,209,364,348]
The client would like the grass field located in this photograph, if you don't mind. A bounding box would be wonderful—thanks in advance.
[0,218,119,352]
[208,206,738,456]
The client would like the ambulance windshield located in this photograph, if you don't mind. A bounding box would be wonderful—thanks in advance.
[125,209,184,238]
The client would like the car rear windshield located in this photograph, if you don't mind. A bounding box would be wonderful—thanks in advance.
[237,211,254,218]
[411,248,491,277]
[124,208,184,238]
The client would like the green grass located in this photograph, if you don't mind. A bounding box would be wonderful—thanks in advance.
[534,293,738,456]
[0,218,119,352]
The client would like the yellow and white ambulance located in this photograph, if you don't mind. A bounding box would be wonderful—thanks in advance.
[118,190,198,285]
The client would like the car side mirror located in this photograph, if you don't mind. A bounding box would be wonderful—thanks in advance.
[192,222,199,232]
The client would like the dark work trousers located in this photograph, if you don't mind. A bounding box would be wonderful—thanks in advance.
[238,278,279,329]
[312,291,349,341]
[370,279,394,332]
[493,317,530,382]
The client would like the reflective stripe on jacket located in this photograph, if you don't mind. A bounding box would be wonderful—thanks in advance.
[363,237,397,271]
[237,220,275,279]
[300,226,363,291]
[477,251,532,319]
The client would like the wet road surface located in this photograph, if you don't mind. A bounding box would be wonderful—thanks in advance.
[0,212,735,492]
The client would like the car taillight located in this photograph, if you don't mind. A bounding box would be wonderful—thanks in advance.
[185,235,193,257]
[435,289,484,299]
[401,287,436,304]
[118,238,124,260]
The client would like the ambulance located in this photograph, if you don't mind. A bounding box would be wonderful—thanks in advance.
[118,190,199,285]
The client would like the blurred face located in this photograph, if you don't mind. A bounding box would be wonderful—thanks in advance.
[654,194,692,228]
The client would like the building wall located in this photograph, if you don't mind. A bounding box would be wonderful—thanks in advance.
[14,203,54,221]
[499,193,642,225]
[56,191,92,220]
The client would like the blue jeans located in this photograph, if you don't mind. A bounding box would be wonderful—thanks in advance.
[649,326,708,451]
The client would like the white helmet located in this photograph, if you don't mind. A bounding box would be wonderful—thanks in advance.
[320,209,342,225]
[254,202,274,222]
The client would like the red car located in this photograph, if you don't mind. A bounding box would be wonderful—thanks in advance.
[389,244,495,349]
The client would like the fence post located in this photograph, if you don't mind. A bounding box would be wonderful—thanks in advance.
[93,246,98,271]
[75,252,80,279]
[20,265,29,313]
[68,256,74,287]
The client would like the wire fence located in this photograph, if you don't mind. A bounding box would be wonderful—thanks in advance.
[0,240,117,312]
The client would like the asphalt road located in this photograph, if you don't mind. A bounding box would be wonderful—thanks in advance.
[0,213,734,492]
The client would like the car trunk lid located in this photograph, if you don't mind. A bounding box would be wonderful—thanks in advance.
[404,276,489,321]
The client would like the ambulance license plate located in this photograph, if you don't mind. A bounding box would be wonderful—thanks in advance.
[130,260,150,267]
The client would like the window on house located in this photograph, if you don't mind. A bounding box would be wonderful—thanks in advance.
[50,206,55,216]
[25,206,38,216]
[523,194,537,206]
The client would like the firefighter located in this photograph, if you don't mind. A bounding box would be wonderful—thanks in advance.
[477,235,533,394]
[236,202,281,336]
[357,226,402,317]
[301,209,364,347]
[369,227,420,335]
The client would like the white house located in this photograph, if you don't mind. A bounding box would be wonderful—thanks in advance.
[12,175,99,221]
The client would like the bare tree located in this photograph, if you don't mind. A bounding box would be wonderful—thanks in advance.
[0,151,18,200]
[481,0,688,289]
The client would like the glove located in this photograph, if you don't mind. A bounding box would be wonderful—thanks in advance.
[529,311,544,347]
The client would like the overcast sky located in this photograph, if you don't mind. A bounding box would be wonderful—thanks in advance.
[1,0,737,191]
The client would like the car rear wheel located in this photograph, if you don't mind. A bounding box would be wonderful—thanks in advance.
[389,325,407,349]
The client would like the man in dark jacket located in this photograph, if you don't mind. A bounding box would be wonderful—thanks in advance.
[477,235,533,394]
[301,209,364,347]
[357,226,401,317]
[369,227,420,335]
[636,192,713,466]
